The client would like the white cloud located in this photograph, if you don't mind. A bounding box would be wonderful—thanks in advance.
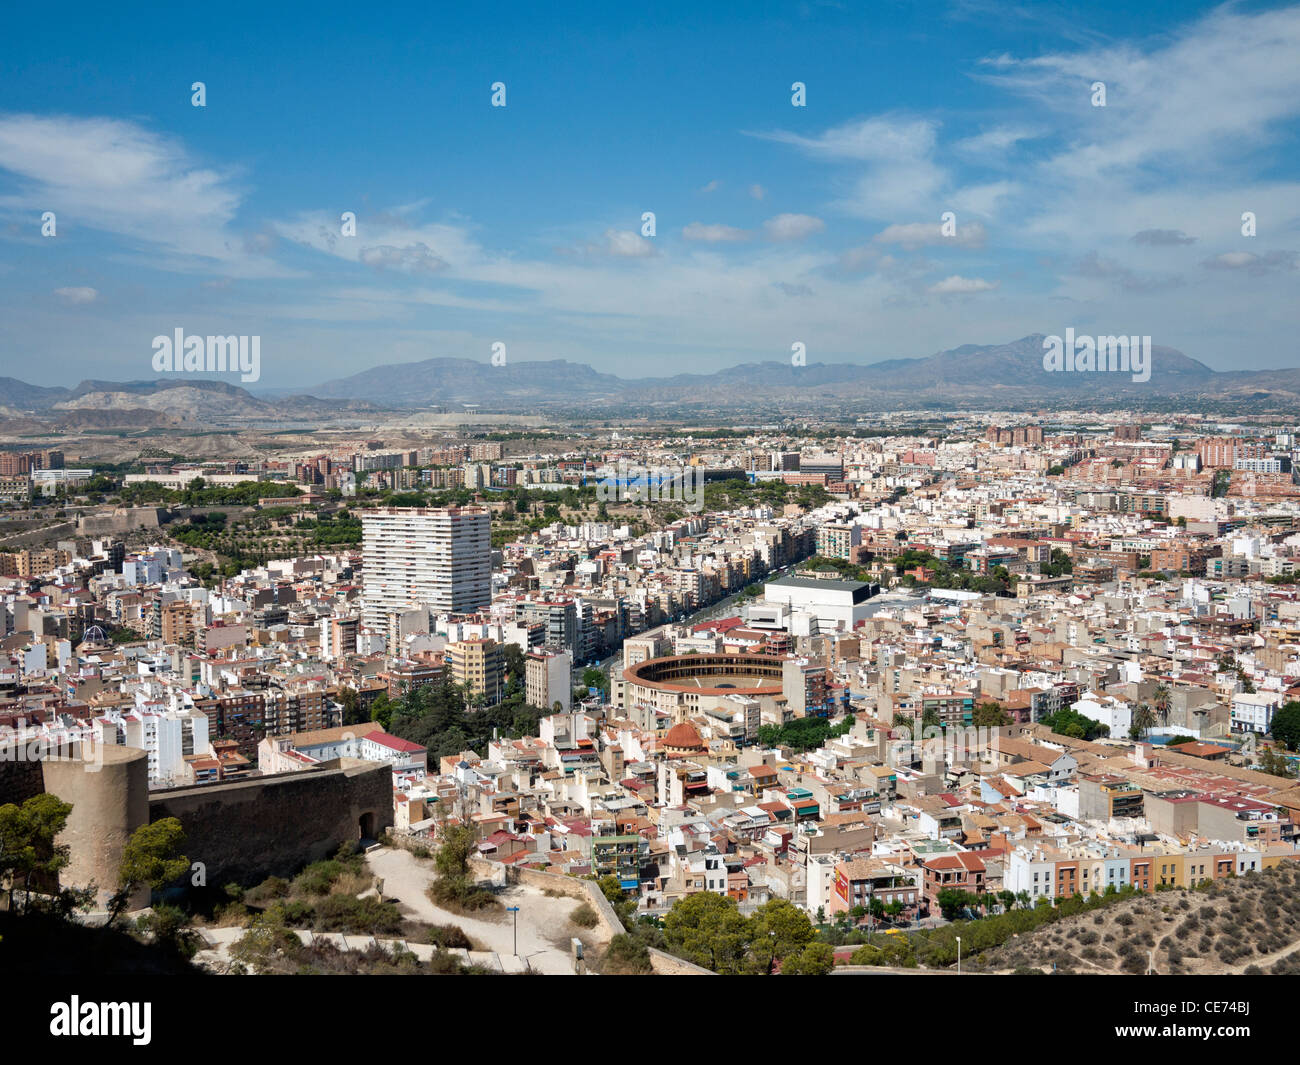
[53,286,97,304]
[749,184,767,200]
[1202,250,1296,275]
[751,116,946,219]
[979,6,1300,173]
[682,222,750,243]
[358,243,448,273]
[597,229,657,258]
[927,275,999,295]
[751,115,938,162]
[947,181,1019,219]
[763,213,825,241]
[875,220,987,250]
[954,125,1039,154]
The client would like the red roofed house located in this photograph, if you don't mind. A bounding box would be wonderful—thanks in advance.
[922,852,987,912]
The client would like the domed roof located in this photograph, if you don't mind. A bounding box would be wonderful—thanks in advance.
[664,721,705,750]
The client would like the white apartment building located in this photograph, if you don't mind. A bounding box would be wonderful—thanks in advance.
[1071,691,1132,738]
[361,507,491,633]
[1005,844,1131,900]
[92,705,210,787]
[1231,690,1283,735]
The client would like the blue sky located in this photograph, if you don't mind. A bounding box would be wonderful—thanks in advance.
[1,0,1297,389]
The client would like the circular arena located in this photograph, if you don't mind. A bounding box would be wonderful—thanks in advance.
[623,653,787,718]
[624,653,785,695]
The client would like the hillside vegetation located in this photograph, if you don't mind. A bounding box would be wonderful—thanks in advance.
[974,863,1300,975]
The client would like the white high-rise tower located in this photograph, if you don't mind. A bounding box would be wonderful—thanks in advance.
[361,507,491,635]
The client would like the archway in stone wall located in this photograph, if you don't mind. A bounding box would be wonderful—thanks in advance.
[358,811,379,842]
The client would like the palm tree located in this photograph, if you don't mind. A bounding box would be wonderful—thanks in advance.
[1152,683,1171,726]
[1130,702,1156,740]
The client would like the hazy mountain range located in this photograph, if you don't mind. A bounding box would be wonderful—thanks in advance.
[5,335,1300,418]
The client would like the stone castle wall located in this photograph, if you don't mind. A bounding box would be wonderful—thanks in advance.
[148,758,393,887]
[4,748,393,900]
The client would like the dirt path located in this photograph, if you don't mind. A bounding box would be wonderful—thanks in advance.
[366,847,586,975]
[1221,934,1300,974]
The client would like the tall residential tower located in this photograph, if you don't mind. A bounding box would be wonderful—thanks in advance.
[361,507,491,636]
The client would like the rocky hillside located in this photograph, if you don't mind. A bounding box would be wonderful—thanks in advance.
[975,863,1300,975]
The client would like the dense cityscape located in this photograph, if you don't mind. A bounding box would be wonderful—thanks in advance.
[3,0,1297,1044]
[5,409,1300,985]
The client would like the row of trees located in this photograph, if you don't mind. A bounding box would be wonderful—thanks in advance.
[850,885,1147,969]
[757,713,856,752]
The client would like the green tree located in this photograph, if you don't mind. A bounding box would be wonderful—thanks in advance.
[1129,703,1156,741]
[0,793,73,909]
[1271,701,1300,752]
[1258,746,1296,779]
[779,941,835,975]
[749,898,817,973]
[338,686,363,726]
[429,824,499,912]
[136,902,201,958]
[1041,706,1109,741]
[370,693,394,732]
[434,824,475,879]
[663,892,752,974]
[502,642,526,683]
[936,888,973,921]
[110,817,188,923]
[1152,683,1171,726]
[972,702,1012,728]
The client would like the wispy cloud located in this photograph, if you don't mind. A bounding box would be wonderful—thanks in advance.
[763,213,825,241]
[683,222,751,243]
[1202,250,1297,275]
[927,275,999,295]
[0,113,289,278]
[875,220,987,250]
[53,286,97,304]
